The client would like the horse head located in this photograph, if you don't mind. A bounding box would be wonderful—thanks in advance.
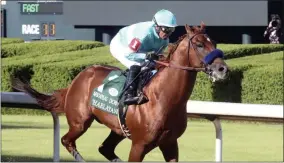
[165,22,229,82]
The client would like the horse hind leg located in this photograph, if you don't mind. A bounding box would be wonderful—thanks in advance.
[98,130,125,162]
[61,116,95,162]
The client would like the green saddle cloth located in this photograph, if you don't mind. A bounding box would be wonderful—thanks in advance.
[90,70,126,115]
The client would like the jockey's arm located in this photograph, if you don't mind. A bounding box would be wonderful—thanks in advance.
[124,32,169,62]
[124,34,148,63]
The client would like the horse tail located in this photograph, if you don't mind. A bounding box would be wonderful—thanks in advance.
[11,77,67,113]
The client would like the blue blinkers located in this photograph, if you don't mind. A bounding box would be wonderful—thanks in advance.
[204,49,224,65]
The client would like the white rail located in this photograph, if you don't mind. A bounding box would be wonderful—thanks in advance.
[186,100,283,162]
[1,92,283,162]
[1,92,60,162]
[186,100,283,119]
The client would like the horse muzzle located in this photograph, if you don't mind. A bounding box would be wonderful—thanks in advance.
[202,49,229,82]
[205,63,229,82]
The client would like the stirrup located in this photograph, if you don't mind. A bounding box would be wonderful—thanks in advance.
[124,96,139,105]
[137,92,149,105]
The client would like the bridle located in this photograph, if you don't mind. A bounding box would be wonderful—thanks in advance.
[155,33,218,73]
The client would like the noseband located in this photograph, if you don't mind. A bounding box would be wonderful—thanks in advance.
[155,33,224,72]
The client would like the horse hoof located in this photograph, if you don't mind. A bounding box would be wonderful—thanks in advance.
[111,158,123,162]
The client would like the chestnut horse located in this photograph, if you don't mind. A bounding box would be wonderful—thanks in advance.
[12,23,229,162]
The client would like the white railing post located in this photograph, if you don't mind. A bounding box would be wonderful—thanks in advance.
[51,112,60,162]
[213,118,222,162]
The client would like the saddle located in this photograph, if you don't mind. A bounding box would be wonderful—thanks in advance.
[118,66,156,138]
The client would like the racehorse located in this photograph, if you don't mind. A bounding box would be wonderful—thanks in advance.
[12,23,229,162]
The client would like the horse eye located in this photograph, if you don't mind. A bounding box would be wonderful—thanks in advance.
[196,43,204,48]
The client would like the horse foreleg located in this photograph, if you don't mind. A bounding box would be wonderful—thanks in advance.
[159,140,179,162]
[61,117,95,162]
[98,130,125,162]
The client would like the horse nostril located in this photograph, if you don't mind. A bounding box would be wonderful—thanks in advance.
[218,67,225,72]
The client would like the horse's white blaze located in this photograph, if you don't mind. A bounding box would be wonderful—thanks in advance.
[207,37,211,42]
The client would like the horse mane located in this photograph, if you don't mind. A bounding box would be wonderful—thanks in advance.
[156,26,205,70]
[156,34,187,70]
[167,34,188,57]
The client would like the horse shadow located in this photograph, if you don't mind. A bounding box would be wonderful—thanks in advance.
[211,69,244,103]
[1,154,105,162]
[1,124,51,130]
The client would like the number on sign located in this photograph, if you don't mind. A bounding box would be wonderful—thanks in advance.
[129,38,141,51]
[41,22,56,37]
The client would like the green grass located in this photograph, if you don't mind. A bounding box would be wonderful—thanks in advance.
[1,115,283,162]
[226,51,283,67]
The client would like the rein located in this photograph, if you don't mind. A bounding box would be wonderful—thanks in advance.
[155,60,205,71]
[155,33,208,72]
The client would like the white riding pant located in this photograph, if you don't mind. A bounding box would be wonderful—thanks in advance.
[110,34,142,69]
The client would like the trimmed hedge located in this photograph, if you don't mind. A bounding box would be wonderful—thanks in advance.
[226,51,283,67]
[165,43,284,59]
[1,38,25,45]
[2,61,281,115]
[241,64,283,104]
[1,40,105,58]
[1,46,119,93]
[2,46,116,67]
[211,52,283,104]
[2,52,283,115]
[2,48,282,95]
[3,44,283,65]
[218,44,284,59]
[1,41,283,115]
[30,64,85,93]
[3,44,283,68]
[1,64,34,92]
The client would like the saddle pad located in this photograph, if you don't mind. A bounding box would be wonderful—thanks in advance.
[90,70,126,116]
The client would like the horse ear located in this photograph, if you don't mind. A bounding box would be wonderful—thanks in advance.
[200,21,206,32]
[185,24,193,34]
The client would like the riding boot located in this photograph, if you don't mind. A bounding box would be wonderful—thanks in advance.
[141,60,156,71]
[124,65,141,105]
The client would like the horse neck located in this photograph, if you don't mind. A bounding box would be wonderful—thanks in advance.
[164,45,198,102]
[148,43,198,115]
[170,41,191,67]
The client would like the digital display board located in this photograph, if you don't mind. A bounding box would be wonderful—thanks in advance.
[19,2,63,15]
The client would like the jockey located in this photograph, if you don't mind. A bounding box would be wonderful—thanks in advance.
[109,9,177,105]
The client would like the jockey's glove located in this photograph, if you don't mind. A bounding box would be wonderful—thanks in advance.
[146,51,159,61]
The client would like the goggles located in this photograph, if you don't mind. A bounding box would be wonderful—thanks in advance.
[153,17,175,35]
[160,26,175,34]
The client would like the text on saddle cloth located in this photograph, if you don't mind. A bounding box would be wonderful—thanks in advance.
[90,70,126,115]
[90,68,158,115]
